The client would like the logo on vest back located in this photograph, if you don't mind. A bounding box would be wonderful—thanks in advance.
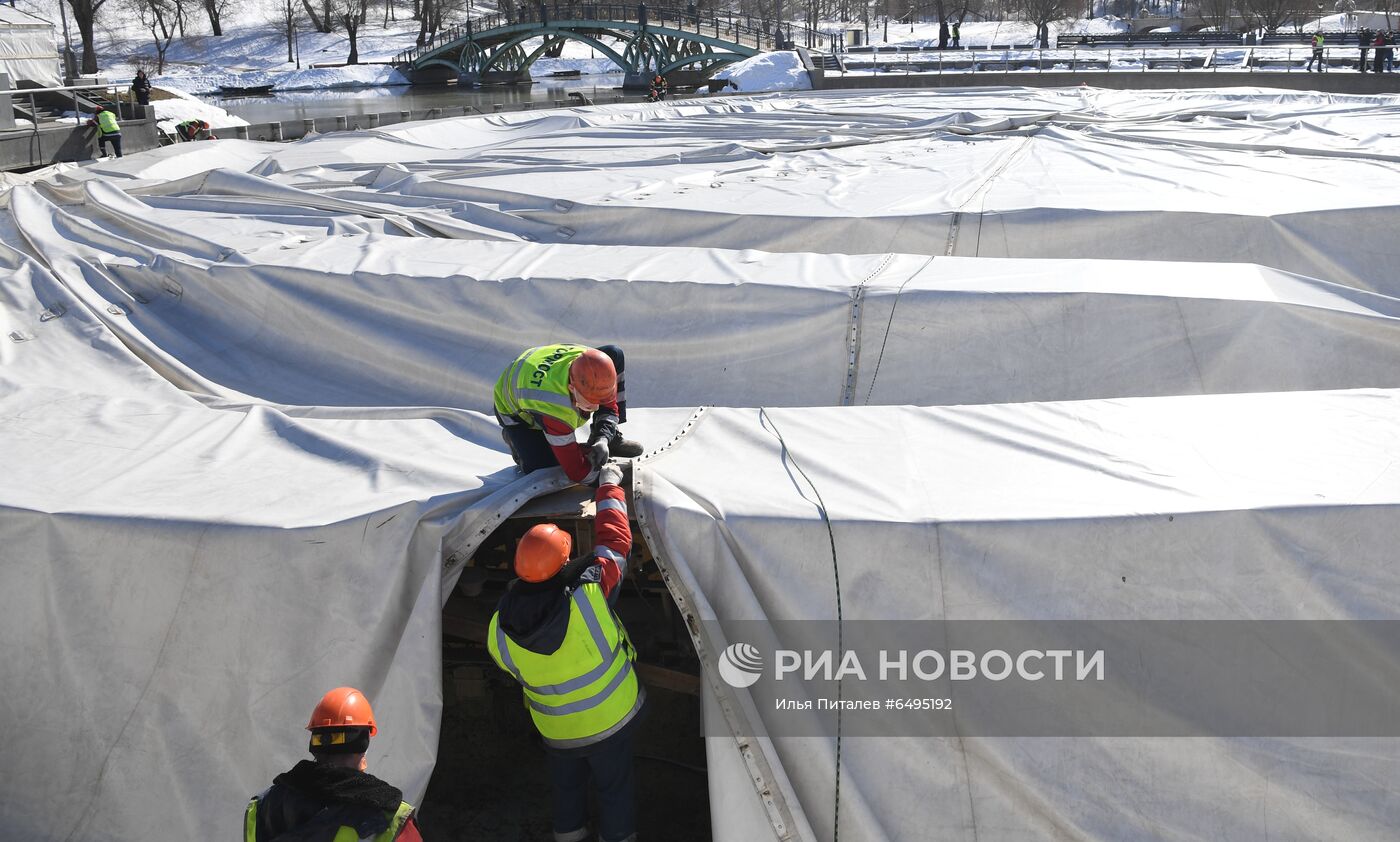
[718,643,764,688]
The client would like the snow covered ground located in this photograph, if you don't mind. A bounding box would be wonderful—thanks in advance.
[714,51,812,92]
[149,86,249,133]
[7,0,1396,100]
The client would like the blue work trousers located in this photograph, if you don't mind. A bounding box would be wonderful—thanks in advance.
[548,722,637,842]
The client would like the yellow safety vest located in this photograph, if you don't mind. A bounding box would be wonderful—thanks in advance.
[493,344,592,432]
[243,793,414,842]
[488,582,644,748]
[95,110,119,135]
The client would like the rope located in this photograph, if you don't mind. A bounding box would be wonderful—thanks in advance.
[863,255,934,405]
[759,408,844,842]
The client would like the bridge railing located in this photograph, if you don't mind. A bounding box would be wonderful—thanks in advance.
[822,43,1394,74]
[395,3,832,66]
[1070,30,1387,48]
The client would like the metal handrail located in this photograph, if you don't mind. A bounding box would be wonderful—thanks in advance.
[829,43,1382,75]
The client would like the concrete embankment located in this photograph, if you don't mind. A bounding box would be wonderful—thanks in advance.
[813,68,1400,94]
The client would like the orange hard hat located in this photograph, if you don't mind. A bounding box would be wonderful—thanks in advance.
[516,523,572,582]
[306,686,377,736]
[568,348,616,406]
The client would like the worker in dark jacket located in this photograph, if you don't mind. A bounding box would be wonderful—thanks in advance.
[87,106,121,158]
[244,687,423,842]
[131,70,151,106]
[647,74,668,102]
[488,461,641,842]
[493,344,643,485]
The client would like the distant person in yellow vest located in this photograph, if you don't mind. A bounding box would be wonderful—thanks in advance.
[244,687,423,842]
[1306,32,1326,72]
[488,460,642,842]
[87,106,122,158]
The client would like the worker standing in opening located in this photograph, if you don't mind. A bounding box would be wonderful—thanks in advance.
[493,344,643,485]
[1307,31,1325,71]
[244,687,423,841]
[488,460,642,842]
[176,118,214,141]
[88,106,122,158]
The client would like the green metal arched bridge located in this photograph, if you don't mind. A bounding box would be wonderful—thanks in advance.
[393,3,835,86]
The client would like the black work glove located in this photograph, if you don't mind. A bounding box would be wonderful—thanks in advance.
[588,412,620,448]
[586,439,610,471]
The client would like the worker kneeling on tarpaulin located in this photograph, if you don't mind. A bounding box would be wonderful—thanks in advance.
[494,344,643,484]
[488,460,643,842]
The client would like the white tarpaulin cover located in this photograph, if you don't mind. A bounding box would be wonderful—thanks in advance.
[3,86,1400,840]
[0,6,57,87]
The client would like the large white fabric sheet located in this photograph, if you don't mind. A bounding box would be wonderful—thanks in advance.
[635,398,1400,840]
[5,85,1400,841]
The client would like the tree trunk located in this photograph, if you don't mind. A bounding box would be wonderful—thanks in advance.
[416,0,432,44]
[77,18,97,75]
[302,0,332,30]
[205,0,223,34]
[67,0,105,76]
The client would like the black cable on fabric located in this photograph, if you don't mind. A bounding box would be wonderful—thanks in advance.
[864,256,933,406]
[759,407,844,842]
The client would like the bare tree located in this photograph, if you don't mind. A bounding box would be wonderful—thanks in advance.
[66,0,107,75]
[1196,0,1232,30]
[203,0,230,34]
[1017,0,1074,45]
[1238,0,1297,30]
[128,0,179,72]
[302,0,335,31]
[416,0,449,45]
[338,0,369,63]
[281,0,298,63]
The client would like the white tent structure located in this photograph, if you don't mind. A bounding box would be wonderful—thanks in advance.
[0,5,57,87]
[3,87,1400,840]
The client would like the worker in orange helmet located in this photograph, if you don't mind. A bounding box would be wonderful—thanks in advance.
[244,687,423,841]
[488,459,642,842]
[493,344,643,485]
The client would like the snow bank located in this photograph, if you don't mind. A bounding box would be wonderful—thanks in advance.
[152,65,410,96]
[1060,16,1133,36]
[151,86,248,133]
[714,51,812,93]
[530,56,622,76]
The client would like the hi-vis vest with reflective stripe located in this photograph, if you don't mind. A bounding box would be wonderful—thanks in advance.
[493,345,591,432]
[95,110,119,134]
[243,793,414,842]
[488,582,643,748]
